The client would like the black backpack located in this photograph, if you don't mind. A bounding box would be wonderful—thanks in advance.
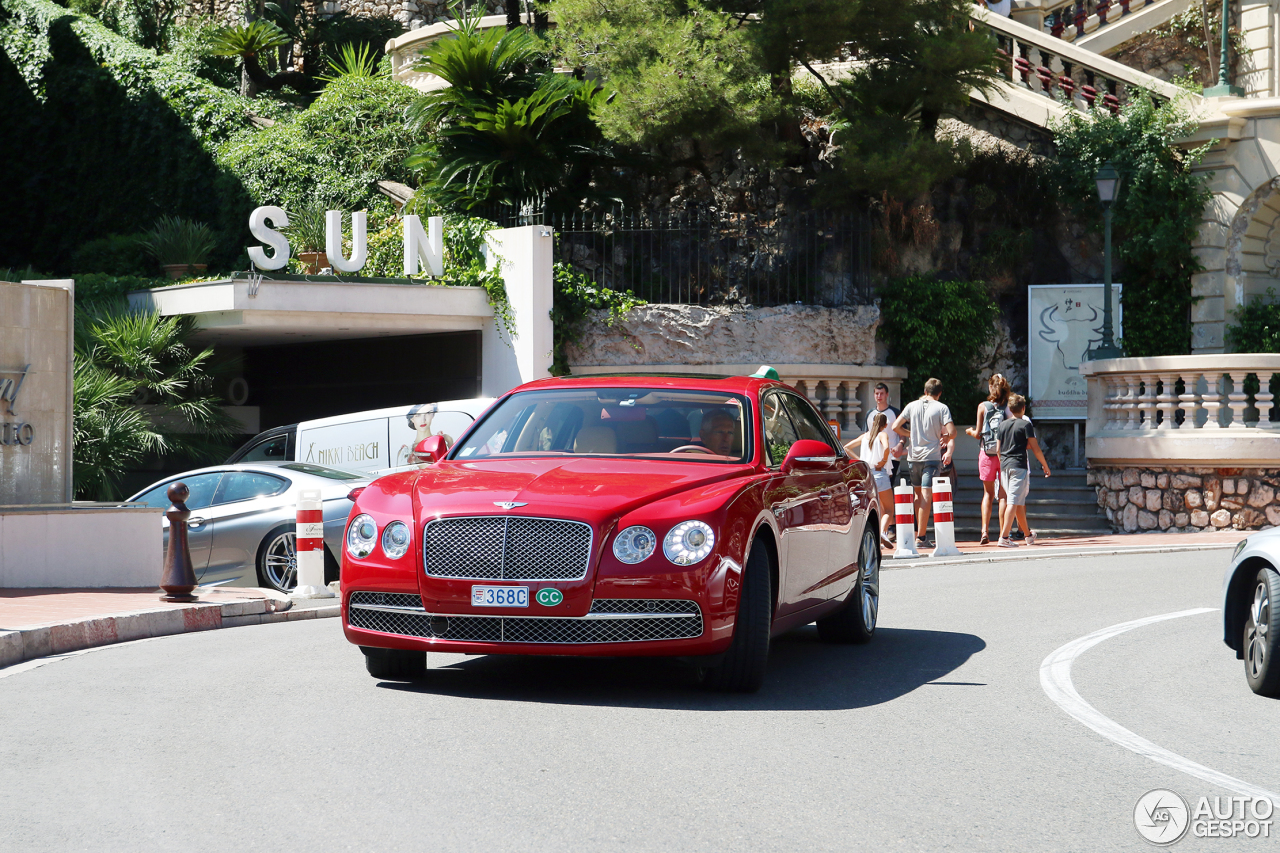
[980,401,1004,456]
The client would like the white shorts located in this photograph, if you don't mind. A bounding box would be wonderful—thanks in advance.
[872,469,892,493]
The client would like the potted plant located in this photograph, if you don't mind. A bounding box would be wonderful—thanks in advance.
[142,216,218,279]
[284,206,328,274]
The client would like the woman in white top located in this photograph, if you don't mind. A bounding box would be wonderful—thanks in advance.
[844,411,894,549]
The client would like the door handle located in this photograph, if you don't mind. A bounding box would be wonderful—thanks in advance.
[187,517,206,529]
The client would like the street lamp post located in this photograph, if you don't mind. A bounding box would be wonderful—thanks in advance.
[1204,0,1244,97]
[1086,161,1125,361]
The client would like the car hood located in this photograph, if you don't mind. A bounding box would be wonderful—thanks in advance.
[413,457,748,524]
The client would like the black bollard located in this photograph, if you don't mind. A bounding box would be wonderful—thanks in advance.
[159,482,199,603]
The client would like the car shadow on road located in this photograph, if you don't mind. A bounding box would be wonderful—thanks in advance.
[377,626,986,711]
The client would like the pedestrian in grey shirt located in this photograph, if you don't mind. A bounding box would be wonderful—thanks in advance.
[891,377,956,547]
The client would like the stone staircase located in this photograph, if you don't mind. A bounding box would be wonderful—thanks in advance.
[939,435,1113,540]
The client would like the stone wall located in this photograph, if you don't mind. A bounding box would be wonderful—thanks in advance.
[1089,466,1280,532]
[564,304,882,369]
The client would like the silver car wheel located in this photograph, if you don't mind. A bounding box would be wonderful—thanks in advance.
[263,531,297,592]
[1248,580,1270,680]
[860,526,879,631]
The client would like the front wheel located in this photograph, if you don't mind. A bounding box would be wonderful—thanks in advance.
[362,646,427,680]
[817,524,879,644]
[1244,567,1280,696]
[703,539,772,693]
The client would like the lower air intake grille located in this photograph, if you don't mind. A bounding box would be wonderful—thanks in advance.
[347,597,703,644]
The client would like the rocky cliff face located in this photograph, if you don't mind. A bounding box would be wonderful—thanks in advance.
[564,304,883,368]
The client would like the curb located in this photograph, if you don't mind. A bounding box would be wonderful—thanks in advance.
[0,591,341,670]
[887,541,1239,569]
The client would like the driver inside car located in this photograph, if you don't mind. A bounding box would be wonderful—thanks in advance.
[698,410,740,456]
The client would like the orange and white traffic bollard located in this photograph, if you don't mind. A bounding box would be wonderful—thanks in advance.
[930,477,962,557]
[292,489,334,599]
[892,479,921,559]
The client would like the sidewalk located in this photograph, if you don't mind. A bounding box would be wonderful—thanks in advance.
[890,528,1252,566]
[0,585,340,669]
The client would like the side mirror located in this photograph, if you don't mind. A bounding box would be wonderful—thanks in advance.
[782,439,838,474]
[412,434,449,464]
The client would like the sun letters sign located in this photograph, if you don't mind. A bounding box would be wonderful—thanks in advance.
[0,364,34,446]
[246,206,445,277]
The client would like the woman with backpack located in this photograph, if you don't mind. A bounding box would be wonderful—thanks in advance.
[965,374,1011,545]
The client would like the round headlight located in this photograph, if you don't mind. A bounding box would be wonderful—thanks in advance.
[663,520,715,566]
[346,514,377,559]
[613,525,656,564]
[381,521,410,559]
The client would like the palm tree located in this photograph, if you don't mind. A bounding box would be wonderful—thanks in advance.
[73,306,239,500]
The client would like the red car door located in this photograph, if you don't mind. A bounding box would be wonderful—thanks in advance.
[777,393,863,601]
[761,391,834,616]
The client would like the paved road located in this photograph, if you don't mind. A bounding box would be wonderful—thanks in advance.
[2,550,1277,852]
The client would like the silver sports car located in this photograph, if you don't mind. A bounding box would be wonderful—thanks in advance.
[1224,528,1280,696]
[128,462,370,592]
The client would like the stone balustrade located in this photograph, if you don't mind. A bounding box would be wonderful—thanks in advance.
[1081,355,1280,532]
[568,363,908,440]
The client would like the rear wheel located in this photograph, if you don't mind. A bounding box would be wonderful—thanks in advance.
[816,524,879,644]
[1244,567,1280,697]
[256,525,296,593]
[361,646,427,680]
[703,539,772,693]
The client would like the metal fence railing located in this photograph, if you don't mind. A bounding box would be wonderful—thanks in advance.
[470,204,875,307]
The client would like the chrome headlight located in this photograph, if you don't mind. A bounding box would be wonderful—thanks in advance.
[346,514,377,559]
[664,520,715,566]
[613,525,657,564]
[381,521,410,559]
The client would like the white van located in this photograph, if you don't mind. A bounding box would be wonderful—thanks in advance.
[226,398,494,476]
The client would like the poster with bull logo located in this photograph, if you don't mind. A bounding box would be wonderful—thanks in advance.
[1028,284,1121,420]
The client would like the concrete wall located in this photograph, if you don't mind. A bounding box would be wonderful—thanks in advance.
[0,508,163,588]
[0,280,73,504]
[481,226,554,397]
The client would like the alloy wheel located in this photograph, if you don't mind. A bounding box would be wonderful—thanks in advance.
[1248,581,1270,680]
[264,531,298,592]
[860,527,880,631]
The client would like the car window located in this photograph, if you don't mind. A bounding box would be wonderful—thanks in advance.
[762,392,801,467]
[279,463,365,480]
[133,473,222,510]
[781,393,841,454]
[238,434,289,462]
[212,472,288,505]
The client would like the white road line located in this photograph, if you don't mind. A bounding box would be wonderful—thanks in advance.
[1041,607,1280,807]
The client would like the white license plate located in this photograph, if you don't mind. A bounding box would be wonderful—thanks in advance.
[471,585,529,607]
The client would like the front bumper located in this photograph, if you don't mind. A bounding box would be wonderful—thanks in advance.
[342,590,731,657]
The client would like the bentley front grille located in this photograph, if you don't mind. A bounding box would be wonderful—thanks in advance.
[347,594,703,644]
[423,516,593,581]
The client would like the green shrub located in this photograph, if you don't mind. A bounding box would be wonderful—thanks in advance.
[550,263,644,376]
[1226,289,1280,352]
[70,233,154,276]
[141,215,217,265]
[217,74,418,214]
[877,275,998,416]
[74,272,167,305]
[0,0,281,270]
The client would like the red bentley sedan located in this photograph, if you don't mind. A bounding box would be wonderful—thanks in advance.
[341,372,881,692]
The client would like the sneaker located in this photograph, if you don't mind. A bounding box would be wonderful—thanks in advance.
[1026,531,1037,546]
[1010,530,1025,541]
[997,538,1019,548]
[916,537,934,549]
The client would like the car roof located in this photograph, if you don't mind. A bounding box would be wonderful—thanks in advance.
[297,397,495,431]
[126,462,369,500]
[513,373,784,396]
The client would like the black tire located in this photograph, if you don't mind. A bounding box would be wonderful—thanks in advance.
[361,646,427,680]
[256,524,297,593]
[1244,567,1280,697]
[816,524,879,644]
[704,539,772,693]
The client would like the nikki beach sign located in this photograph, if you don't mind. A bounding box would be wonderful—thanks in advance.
[247,206,445,276]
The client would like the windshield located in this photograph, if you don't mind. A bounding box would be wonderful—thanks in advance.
[451,388,751,463]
